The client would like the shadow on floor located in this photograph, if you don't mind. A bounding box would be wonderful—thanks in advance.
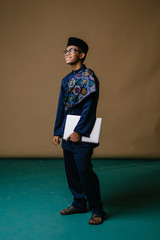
[101,163,160,218]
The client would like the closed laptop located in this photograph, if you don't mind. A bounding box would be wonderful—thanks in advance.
[63,114,102,144]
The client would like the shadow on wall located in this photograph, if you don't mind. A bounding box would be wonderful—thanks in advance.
[155,117,160,142]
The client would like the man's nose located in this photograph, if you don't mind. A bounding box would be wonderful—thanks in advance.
[66,50,71,56]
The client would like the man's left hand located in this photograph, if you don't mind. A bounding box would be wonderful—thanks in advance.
[66,132,81,142]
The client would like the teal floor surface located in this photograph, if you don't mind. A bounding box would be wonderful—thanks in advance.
[0,159,160,240]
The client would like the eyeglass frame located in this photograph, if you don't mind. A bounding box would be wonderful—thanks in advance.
[63,48,83,56]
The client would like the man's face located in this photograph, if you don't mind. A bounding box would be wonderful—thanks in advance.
[64,45,85,65]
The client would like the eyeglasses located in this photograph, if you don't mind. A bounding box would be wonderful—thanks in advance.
[63,48,82,56]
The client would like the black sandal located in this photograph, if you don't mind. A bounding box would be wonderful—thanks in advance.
[89,214,104,225]
[60,205,88,215]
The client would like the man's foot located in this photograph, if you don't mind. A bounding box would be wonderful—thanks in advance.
[89,214,104,225]
[60,205,88,215]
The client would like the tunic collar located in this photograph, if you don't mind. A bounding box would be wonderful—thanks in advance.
[72,65,86,75]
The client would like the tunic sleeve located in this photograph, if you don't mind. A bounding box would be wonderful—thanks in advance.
[74,74,99,137]
[73,95,97,137]
[53,82,65,137]
[73,73,99,138]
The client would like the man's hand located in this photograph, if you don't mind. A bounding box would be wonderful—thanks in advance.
[66,132,81,142]
[53,136,60,146]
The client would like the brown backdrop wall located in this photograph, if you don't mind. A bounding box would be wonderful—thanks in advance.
[0,0,160,158]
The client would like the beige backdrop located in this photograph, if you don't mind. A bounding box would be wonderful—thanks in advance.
[0,0,160,158]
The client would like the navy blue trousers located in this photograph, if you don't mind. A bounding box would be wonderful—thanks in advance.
[63,149,105,216]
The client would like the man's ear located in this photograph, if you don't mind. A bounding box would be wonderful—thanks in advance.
[80,52,85,60]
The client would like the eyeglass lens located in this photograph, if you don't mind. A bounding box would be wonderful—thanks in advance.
[64,48,78,55]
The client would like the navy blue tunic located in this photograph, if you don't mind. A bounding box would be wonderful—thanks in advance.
[54,65,99,153]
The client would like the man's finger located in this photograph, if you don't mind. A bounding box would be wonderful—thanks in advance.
[66,134,71,141]
[53,139,58,145]
[53,137,60,145]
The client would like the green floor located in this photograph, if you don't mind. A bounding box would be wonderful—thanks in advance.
[0,158,160,240]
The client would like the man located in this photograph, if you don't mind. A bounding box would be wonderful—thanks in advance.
[53,37,105,225]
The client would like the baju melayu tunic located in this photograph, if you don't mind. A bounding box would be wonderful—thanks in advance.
[54,65,104,216]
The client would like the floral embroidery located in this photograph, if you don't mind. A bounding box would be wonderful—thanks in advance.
[69,96,73,102]
[69,79,75,87]
[76,73,82,77]
[66,102,70,108]
[84,71,90,77]
[68,88,74,93]
[81,87,87,95]
[82,79,87,85]
[73,86,81,95]
[64,68,96,111]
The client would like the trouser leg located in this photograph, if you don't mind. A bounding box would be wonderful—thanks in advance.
[73,150,105,216]
[63,149,87,209]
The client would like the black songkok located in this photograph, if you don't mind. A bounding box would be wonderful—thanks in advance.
[67,37,89,54]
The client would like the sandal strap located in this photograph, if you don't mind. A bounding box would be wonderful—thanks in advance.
[61,205,88,215]
[90,214,103,220]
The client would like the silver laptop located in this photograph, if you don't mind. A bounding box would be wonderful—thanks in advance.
[63,114,102,144]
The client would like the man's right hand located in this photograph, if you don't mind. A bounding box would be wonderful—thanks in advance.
[53,136,60,146]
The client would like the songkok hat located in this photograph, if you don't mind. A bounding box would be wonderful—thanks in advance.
[67,37,89,54]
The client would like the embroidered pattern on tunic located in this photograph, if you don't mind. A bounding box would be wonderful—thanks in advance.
[64,69,96,111]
